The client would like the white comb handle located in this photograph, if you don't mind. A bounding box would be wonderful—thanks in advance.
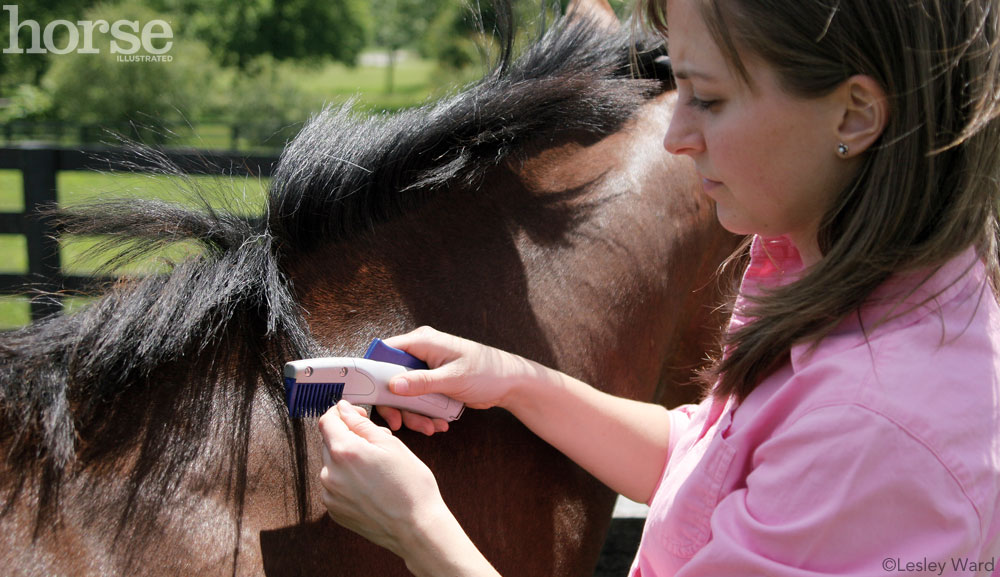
[352,358,464,421]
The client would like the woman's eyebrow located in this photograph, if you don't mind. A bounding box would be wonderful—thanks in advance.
[673,67,717,82]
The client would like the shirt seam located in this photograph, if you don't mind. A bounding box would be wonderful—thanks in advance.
[789,254,985,370]
[786,401,985,540]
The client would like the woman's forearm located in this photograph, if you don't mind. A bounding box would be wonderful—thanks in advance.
[502,356,672,503]
[398,506,502,577]
[382,327,673,502]
[319,402,503,576]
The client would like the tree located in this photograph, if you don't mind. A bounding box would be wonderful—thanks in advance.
[422,0,564,89]
[149,0,370,69]
[41,1,220,139]
[370,0,446,94]
[0,0,96,94]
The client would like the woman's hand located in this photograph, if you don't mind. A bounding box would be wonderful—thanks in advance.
[318,401,449,556]
[375,326,537,434]
[366,328,673,506]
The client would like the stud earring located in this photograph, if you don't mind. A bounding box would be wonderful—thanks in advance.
[837,143,849,157]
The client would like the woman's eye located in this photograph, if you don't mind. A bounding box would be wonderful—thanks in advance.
[687,95,718,111]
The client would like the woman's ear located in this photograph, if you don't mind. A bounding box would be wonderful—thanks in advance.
[835,75,889,156]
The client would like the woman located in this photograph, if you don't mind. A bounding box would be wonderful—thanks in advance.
[317,0,1000,574]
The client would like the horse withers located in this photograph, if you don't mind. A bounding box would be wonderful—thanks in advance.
[0,4,737,576]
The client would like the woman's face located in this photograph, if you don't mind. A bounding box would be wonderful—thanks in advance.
[663,0,859,266]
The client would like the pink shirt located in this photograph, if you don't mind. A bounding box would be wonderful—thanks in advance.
[630,236,1000,576]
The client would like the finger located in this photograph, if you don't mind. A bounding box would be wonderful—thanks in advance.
[383,326,462,370]
[376,405,404,431]
[317,403,354,451]
[382,326,441,359]
[319,459,336,492]
[338,401,392,442]
[401,410,437,436]
[345,403,369,419]
[389,366,465,398]
[319,448,333,483]
[318,418,349,485]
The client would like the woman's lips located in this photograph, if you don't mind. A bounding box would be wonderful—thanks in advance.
[700,177,722,193]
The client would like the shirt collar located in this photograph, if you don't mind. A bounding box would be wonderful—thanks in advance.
[742,235,804,291]
[731,236,986,373]
[727,236,804,335]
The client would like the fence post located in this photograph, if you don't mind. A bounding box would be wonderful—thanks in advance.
[19,145,62,320]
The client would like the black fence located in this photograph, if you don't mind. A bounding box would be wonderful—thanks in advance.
[0,144,279,321]
[595,517,644,576]
[1,120,302,152]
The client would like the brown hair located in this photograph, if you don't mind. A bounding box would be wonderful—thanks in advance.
[637,0,1000,400]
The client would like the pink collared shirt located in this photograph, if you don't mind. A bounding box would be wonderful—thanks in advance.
[630,236,1000,576]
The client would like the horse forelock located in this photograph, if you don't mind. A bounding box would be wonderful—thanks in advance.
[267,14,668,253]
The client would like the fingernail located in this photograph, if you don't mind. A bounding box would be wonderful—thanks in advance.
[391,378,409,394]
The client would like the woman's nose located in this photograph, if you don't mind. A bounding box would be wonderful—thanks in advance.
[663,105,704,156]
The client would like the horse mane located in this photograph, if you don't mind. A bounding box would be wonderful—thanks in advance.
[268,9,669,252]
[0,0,669,554]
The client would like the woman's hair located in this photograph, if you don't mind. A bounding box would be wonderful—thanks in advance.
[636,0,1000,400]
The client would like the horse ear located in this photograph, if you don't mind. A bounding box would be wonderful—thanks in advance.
[567,0,619,30]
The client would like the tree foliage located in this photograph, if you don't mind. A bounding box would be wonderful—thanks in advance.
[41,1,219,132]
[148,0,370,68]
[0,0,96,87]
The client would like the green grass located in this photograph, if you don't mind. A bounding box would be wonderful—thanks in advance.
[0,169,270,329]
[184,56,449,150]
[294,57,442,109]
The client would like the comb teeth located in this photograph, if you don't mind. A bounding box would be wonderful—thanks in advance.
[285,378,346,418]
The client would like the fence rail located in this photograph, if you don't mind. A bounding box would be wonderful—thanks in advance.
[0,144,279,321]
[0,120,302,152]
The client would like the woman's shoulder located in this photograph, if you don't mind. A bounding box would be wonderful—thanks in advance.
[789,249,1000,410]
[756,252,1000,512]
[790,258,1000,434]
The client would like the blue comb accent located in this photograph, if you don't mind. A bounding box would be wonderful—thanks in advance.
[284,377,345,418]
[363,338,428,370]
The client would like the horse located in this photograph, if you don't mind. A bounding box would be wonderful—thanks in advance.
[0,3,738,576]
